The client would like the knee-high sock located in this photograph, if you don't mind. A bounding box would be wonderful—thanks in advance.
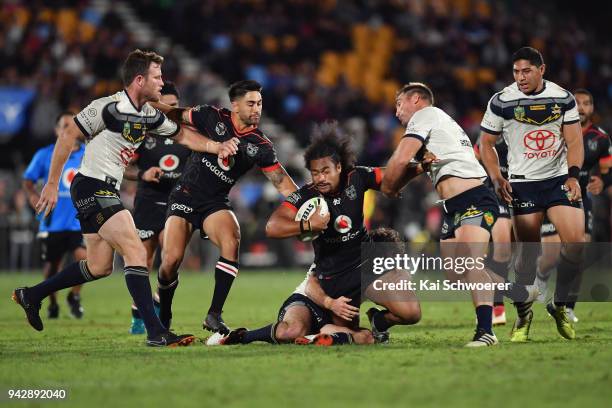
[157,276,179,329]
[208,257,239,314]
[242,323,278,344]
[28,261,98,303]
[488,259,510,305]
[124,266,164,337]
[554,253,582,308]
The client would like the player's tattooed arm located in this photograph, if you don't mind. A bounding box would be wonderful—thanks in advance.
[305,275,359,321]
[381,137,423,197]
[263,164,298,197]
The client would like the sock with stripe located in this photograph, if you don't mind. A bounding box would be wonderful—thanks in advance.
[475,305,493,334]
[158,275,179,329]
[28,261,98,303]
[514,301,533,319]
[124,266,164,338]
[208,257,239,314]
[241,323,278,344]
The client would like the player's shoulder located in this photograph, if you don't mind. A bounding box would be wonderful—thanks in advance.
[92,91,123,107]
[542,80,572,99]
[495,83,521,102]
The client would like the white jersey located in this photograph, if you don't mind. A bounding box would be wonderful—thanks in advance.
[74,90,179,188]
[404,106,487,186]
[480,80,579,182]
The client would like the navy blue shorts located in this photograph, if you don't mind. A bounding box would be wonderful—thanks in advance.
[510,175,582,216]
[70,173,124,234]
[541,194,592,236]
[439,184,499,240]
[277,293,332,334]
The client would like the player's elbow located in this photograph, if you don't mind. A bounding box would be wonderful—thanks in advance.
[265,218,281,238]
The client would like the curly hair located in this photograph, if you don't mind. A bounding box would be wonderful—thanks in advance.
[303,122,356,173]
[370,227,405,255]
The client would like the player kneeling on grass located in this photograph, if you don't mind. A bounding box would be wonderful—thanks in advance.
[208,124,426,345]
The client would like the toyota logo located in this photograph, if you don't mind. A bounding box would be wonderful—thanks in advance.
[524,130,555,151]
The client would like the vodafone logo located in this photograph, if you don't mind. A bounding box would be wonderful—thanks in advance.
[62,168,78,188]
[334,215,352,233]
[524,130,555,151]
[159,154,179,171]
[217,156,235,171]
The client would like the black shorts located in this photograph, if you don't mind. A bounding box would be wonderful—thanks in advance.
[39,231,84,262]
[70,173,124,234]
[541,195,592,237]
[510,175,582,216]
[318,270,361,310]
[166,187,231,239]
[439,184,499,240]
[133,195,167,240]
[277,293,332,334]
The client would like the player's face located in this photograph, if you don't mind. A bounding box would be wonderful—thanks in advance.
[575,93,593,125]
[309,156,342,195]
[143,62,164,102]
[395,92,417,125]
[233,91,262,127]
[513,59,545,94]
[159,93,179,107]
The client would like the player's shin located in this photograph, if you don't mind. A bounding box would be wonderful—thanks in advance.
[124,266,165,337]
[28,260,99,303]
[208,257,239,314]
[157,275,179,329]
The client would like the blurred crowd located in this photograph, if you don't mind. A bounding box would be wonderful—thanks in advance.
[0,0,611,270]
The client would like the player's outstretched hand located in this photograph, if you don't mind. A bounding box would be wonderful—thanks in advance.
[141,167,163,183]
[309,206,330,232]
[565,177,582,201]
[36,183,58,217]
[492,177,513,204]
[327,296,360,321]
[587,175,604,195]
[217,137,240,159]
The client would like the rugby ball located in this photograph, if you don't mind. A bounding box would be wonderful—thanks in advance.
[294,197,329,242]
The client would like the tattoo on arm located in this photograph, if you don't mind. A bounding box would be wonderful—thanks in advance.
[265,167,287,188]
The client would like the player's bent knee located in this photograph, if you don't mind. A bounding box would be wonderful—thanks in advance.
[394,303,422,325]
[88,262,113,278]
[275,323,307,342]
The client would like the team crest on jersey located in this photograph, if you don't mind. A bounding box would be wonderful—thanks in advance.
[334,215,352,233]
[122,121,146,144]
[588,139,598,152]
[551,104,561,116]
[246,143,259,157]
[145,136,156,150]
[484,211,494,226]
[345,185,357,200]
[159,154,180,171]
[217,155,235,171]
[215,122,227,136]
[514,106,525,121]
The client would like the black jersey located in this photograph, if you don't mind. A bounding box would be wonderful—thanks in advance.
[580,124,611,191]
[133,135,191,200]
[283,167,382,278]
[178,105,279,203]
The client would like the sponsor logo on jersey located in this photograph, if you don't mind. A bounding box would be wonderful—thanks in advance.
[87,107,97,117]
[345,185,357,200]
[215,122,227,136]
[323,230,361,244]
[334,215,352,233]
[62,168,78,188]
[246,143,259,157]
[145,136,156,150]
[529,105,546,111]
[523,130,558,159]
[159,154,180,171]
[201,157,235,184]
[94,190,118,198]
[217,155,235,171]
[170,203,193,213]
[75,196,95,209]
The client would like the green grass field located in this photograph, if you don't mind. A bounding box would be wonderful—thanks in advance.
[1,270,611,408]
